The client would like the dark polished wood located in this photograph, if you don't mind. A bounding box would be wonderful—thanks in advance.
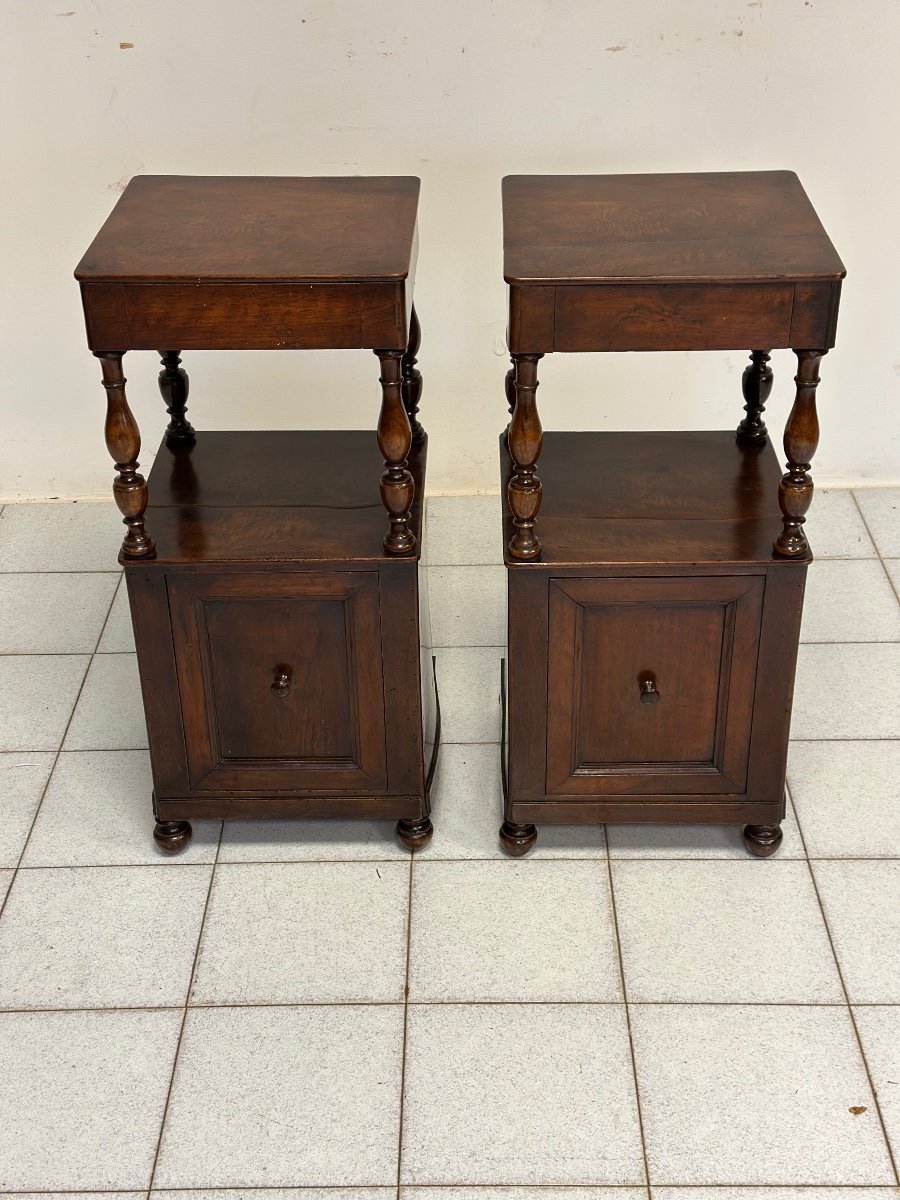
[153,819,192,854]
[775,349,825,557]
[402,305,425,444]
[499,820,538,856]
[158,350,195,445]
[77,176,436,851]
[396,816,434,851]
[376,349,416,554]
[500,172,842,856]
[737,350,773,445]
[743,823,784,857]
[95,351,154,559]
[507,353,544,559]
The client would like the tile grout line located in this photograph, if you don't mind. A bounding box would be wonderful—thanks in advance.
[0,576,121,923]
[144,818,226,1197]
[604,829,653,1191]
[394,849,415,1198]
[851,490,900,608]
[788,781,900,1185]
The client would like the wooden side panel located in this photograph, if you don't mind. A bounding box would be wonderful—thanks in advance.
[122,283,363,350]
[80,283,129,350]
[378,563,427,800]
[508,285,555,353]
[554,283,794,351]
[789,280,841,348]
[505,568,550,807]
[360,281,408,349]
[124,567,190,797]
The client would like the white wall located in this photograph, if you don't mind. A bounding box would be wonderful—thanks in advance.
[2,0,898,501]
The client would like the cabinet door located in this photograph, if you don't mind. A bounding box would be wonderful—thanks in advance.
[546,576,764,797]
[168,572,386,793]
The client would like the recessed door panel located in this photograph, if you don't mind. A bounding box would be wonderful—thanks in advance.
[547,576,764,797]
[168,571,387,793]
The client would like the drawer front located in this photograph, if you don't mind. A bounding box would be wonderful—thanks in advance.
[546,576,764,796]
[554,283,794,351]
[168,571,387,793]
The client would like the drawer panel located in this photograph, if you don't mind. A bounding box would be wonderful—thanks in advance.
[168,571,387,792]
[546,575,764,796]
[554,283,794,351]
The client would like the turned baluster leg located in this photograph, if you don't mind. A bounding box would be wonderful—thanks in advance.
[375,349,416,554]
[158,350,196,445]
[401,306,425,444]
[507,353,544,560]
[499,820,538,856]
[94,351,155,559]
[774,349,826,557]
[396,816,434,851]
[743,823,783,858]
[736,349,773,444]
[505,358,516,416]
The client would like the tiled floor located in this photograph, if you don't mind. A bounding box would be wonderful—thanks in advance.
[0,489,899,1197]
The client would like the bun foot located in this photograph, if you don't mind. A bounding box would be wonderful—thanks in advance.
[743,823,783,858]
[499,820,537,857]
[396,816,433,852]
[153,820,192,855]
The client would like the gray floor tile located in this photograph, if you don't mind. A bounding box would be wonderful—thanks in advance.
[409,860,621,1002]
[0,572,119,653]
[401,1191,648,1199]
[0,654,89,751]
[154,1004,404,1188]
[812,860,900,1003]
[97,573,135,652]
[63,653,147,749]
[219,814,407,862]
[0,752,54,867]
[13,1194,144,1200]
[434,647,503,743]
[191,861,409,1005]
[800,560,900,643]
[419,743,607,860]
[0,1008,180,1189]
[0,865,211,1009]
[805,490,876,559]
[884,558,900,598]
[792,643,900,740]
[426,494,503,566]
[854,488,900,557]
[427,565,506,647]
[22,749,220,866]
[613,861,842,1003]
[607,796,804,859]
[853,1006,900,1164]
[630,1004,892,1184]
[788,741,900,858]
[0,503,122,572]
[653,1190,899,1200]
[400,1003,644,1184]
[153,1191,394,1199]
[0,869,12,906]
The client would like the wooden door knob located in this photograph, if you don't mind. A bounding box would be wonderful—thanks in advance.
[639,678,660,704]
[271,669,291,698]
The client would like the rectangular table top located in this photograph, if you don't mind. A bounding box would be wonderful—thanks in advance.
[503,171,845,286]
[75,175,420,284]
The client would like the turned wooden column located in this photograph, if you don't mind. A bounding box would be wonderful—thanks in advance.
[94,351,155,559]
[505,358,516,417]
[737,349,773,444]
[507,353,544,560]
[158,350,195,445]
[376,348,416,554]
[401,306,424,444]
[774,349,826,557]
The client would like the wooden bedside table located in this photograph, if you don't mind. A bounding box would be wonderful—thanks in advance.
[76,175,438,853]
[499,171,845,857]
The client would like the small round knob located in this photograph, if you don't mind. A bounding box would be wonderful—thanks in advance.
[639,678,660,704]
[271,670,291,698]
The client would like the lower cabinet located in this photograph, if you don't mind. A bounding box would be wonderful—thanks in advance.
[126,563,435,824]
[506,565,806,827]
